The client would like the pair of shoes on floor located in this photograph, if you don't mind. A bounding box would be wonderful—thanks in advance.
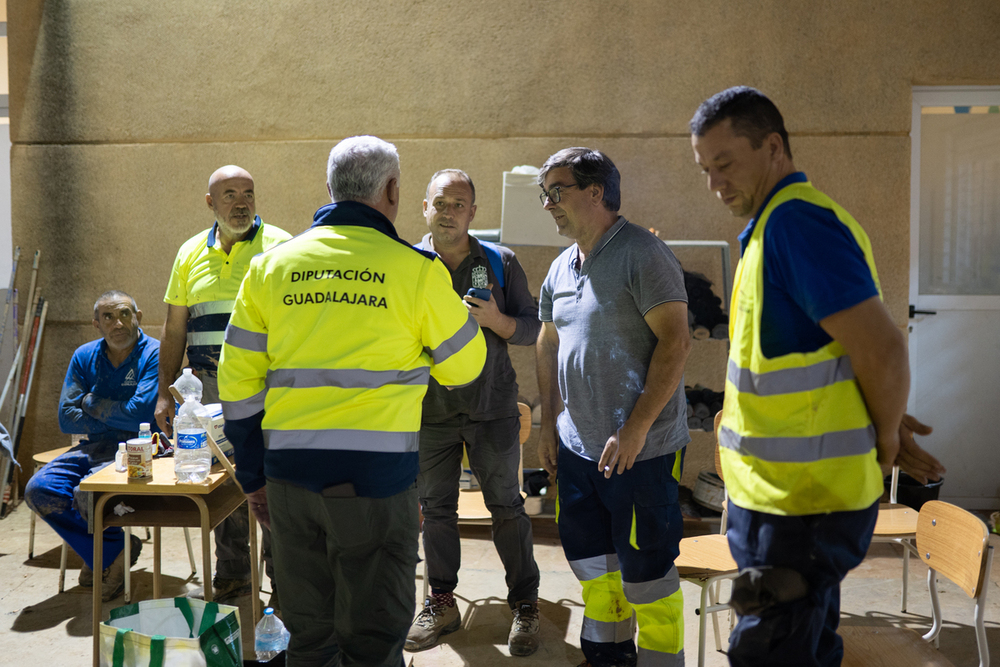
[405,594,540,657]
[89,534,143,601]
[212,575,252,604]
[405,594,461,651]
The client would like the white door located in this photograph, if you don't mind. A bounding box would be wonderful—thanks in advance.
[908,87,1000,510]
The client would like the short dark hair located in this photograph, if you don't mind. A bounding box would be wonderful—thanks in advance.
[538,147,621,212]
[690,86,792,160]
[93,290,137,319]
[425,169,476,204]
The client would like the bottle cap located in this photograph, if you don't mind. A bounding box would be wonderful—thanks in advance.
[118,442,126,451]
[263,607,274,615]
[140,422,150,431]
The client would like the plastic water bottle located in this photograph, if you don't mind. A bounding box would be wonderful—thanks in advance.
[114,442,127,472]
[138,422,152,442]
[174,368,202,402]
[173,371,212,483]
[254,607,290,661]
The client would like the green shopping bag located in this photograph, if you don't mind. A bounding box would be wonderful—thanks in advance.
[99,597,242,667]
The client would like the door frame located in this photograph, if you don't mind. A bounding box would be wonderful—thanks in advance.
[910,86,1000,312]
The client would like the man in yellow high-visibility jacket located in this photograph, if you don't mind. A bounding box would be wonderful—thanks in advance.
[219,136,486,667]
[690,86,945,667]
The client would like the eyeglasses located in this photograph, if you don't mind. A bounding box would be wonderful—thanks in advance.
[539,183,580,205]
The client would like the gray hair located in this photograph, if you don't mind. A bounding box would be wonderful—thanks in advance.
[326,136,400,206]
[93,290,138,319]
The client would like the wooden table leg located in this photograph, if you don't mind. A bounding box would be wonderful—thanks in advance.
[197,498,213,602]
[153,526,161,599]
[92,493,110,667]
[249,506,260,621]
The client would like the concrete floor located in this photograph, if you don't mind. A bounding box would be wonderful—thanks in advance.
[1,504,998,666]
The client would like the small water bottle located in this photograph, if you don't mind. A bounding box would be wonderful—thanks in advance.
[173,398,211,484]
[254,607,290,661]
[114,442,127,472]
[138,422,152,442]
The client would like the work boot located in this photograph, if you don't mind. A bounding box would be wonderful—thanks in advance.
[79,563,93,588]
[405,593,461,651]
[212,576,252,604]
[101,534,142,601]
[508,600,540,657]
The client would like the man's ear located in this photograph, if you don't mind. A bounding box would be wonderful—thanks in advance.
[205,193,214,211]
[135,309,143,327]
[386,178,399,207]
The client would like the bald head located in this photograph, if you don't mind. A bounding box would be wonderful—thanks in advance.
[206,165,256,241]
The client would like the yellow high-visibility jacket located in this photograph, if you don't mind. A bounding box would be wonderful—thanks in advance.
[720,181,884,516]
[219,201,486,496]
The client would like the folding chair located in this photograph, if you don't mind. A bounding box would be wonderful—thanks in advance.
[841,500,994,667]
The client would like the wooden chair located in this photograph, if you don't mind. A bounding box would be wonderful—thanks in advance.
[675,411,739,667]
[870,466,920,611]
[841,500,994,667]
[420,402,532,600]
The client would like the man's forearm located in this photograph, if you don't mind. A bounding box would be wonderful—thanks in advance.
[536,324,561,432]
[624,333,689,436]
[157,326,186,397]
[851,333,909,449]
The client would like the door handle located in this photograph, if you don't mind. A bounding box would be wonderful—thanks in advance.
[908,305,937,318]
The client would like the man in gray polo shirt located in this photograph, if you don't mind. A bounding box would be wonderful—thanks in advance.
[407,169,542,656]
[536,148,691,667]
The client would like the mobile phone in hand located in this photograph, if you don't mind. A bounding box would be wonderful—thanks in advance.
[466,287,491,305]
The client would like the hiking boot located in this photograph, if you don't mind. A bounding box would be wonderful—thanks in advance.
[508,600,540,657]
[79,563,93,588]
[101,534,142,601]
[404,593,461,651]
[212,576,252,604]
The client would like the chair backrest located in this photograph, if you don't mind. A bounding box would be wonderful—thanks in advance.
[916,500,991,598]
[517,402,531,445]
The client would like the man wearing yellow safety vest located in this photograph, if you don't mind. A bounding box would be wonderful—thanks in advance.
[537,147,692,667]
[690,87,945,667]
[158,165,291,604]
[219,136,486,666]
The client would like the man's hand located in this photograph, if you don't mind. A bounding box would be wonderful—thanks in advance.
[245,486,270,529]
[464,284,515,339]
[538,428,558,478]
[155,394,175,437]
[597,421,648,479]
[894,414,945,485]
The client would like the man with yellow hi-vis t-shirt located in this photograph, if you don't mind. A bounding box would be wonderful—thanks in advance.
[219,135,486,667]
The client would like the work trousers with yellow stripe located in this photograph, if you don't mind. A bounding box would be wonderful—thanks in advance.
[557,444,685,667]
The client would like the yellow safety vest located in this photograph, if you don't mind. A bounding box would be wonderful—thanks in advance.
[720,181,884,516]
[219,212,486,455]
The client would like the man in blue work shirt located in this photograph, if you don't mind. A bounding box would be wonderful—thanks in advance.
[25,290,159,601]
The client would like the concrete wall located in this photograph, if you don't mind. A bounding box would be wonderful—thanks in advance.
[6,0,1000,478]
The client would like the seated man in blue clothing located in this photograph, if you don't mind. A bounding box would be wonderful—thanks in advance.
[25,290,159,601]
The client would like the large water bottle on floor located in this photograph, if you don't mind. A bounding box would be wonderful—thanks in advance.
[173,368,212,483]
[255,607,290,661]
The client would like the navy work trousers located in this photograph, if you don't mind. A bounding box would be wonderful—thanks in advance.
[726,500,879,667]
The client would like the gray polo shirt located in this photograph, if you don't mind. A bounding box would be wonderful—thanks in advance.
[539,217,690,462]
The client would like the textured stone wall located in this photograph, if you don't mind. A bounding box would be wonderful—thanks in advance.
[7,0,1000,477]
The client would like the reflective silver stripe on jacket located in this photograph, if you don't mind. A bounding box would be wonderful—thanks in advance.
[221,390,267,421]
[719,424,876,463]
[568,553,621,582]
[636,647,684,666]
[429,314,479,364]
[225,325,268,353]
[265,367,430,390]
[581,616,635,644]
[727,356,855,397]
[189,300,236,318]
[621,565,680,605]
[187,330,226,346]
[264,429,418,453]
